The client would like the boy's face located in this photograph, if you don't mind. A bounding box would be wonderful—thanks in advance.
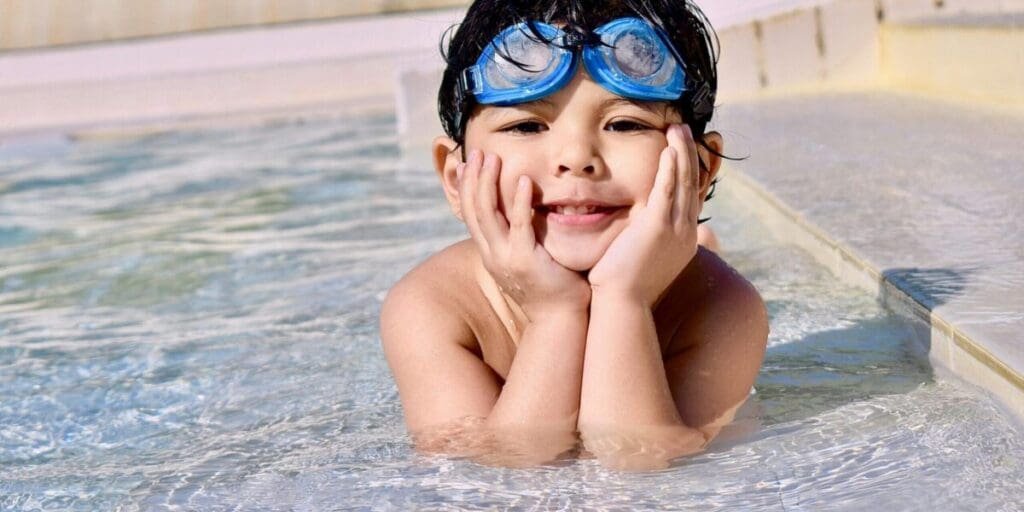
[435,69,719,272]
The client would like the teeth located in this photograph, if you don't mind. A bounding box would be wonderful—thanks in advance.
[553,205,599,215]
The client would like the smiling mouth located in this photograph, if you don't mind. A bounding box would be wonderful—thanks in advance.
[537,205,620,215]
[536,204,627,227]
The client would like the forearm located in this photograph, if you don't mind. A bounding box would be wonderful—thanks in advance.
[487,305,588,432]
[580,292,682,426]
[578,292,704,467]
[408,306,588,467]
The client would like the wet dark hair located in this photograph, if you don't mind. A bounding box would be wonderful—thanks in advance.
[438,0,719,145]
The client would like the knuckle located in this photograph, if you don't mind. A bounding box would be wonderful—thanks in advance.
[681,173,696,190]
[508,211,523,227]
[511,212,530,230]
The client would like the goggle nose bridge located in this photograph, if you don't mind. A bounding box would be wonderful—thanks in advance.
[559,29,604,51]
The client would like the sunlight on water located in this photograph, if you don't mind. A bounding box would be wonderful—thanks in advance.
[0,113,1022,511]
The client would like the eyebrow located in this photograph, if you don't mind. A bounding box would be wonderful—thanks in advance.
[599,97,665,115]
[479,96,666,121]
[478,98,556,121]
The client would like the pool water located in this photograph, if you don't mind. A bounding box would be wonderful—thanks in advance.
[1,113,1022,511]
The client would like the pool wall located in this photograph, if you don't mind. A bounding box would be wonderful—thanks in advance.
[0,0,469,51]
[721,167,1024,423]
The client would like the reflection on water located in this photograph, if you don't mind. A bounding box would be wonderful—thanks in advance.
[0,115,1022,510]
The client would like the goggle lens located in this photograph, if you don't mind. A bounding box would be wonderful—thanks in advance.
[611,29,666,79]
[487,30,560,88]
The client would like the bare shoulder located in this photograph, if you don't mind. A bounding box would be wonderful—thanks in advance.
[698,248,766,319]
[380,240,481,352]
[663,249,769,430]
[662,248,768,355]
[697,249,768,342]
[379,240,507,430]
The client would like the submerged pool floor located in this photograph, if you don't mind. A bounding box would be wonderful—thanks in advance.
[0,114,1022,510]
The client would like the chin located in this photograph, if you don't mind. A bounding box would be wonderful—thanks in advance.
[546,245,603,272]
[556,257,595,272]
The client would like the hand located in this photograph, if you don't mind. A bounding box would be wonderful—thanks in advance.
[459,150,592,320]
[587,124,702,307]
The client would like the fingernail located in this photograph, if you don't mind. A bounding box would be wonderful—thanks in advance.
[517,175,528,188]
[469,149,482,165]
[456,163,465,180]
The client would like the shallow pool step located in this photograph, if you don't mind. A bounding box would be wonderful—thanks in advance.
[881,11,1024,109]
[712,91,1024,419]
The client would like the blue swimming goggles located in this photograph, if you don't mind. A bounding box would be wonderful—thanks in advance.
[456,17,712,120]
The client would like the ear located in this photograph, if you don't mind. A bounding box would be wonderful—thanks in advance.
[432,135,465,220]
[696,131,723,203]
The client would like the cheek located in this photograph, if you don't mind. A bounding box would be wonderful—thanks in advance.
[494,153,545,212]
[608,149,664,197]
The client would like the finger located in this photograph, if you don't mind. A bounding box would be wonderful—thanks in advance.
[666,124,697,225]
[680,125,702,224]
[460,150,490,255]
[509,175,536,252]
[475,152,509,248]
[648,144,676,220]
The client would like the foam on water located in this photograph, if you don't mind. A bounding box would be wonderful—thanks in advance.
[0,113,1022,511]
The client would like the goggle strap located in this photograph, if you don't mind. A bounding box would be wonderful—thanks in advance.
[454,67,483,138]
[688,81,715,121]
[457,66,484,98]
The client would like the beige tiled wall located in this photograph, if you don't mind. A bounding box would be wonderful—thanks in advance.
[819,0,880,87]
[881,23,1024,107]
[707,2,884,99]
[759,9,823,89]
[941,0,1003,14]
[0,0,468,50]
[880,0,942,22]
[716,23,763,98]
[880,0,1023,21]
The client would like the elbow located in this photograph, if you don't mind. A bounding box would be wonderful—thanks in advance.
[411,417,580,468]
[578,423,707,471]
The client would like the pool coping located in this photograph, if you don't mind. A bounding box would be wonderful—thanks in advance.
[722,165,1024,425]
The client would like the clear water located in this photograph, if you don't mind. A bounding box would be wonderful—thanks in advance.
[1,113,1022,511]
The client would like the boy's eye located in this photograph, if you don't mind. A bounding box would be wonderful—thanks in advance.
[502,121,547,134]
[606,120,652,132]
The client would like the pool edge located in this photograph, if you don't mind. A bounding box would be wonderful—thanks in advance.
[721,165,1024,425]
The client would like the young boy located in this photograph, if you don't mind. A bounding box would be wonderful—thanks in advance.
[381,0,768,470]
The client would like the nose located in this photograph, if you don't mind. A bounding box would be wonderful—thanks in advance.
[555,136,602,176]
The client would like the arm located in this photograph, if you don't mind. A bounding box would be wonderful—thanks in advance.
[578,273,768,469]
[488,304,588,431]
[381,275,587,466]
[578,290,702,470]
